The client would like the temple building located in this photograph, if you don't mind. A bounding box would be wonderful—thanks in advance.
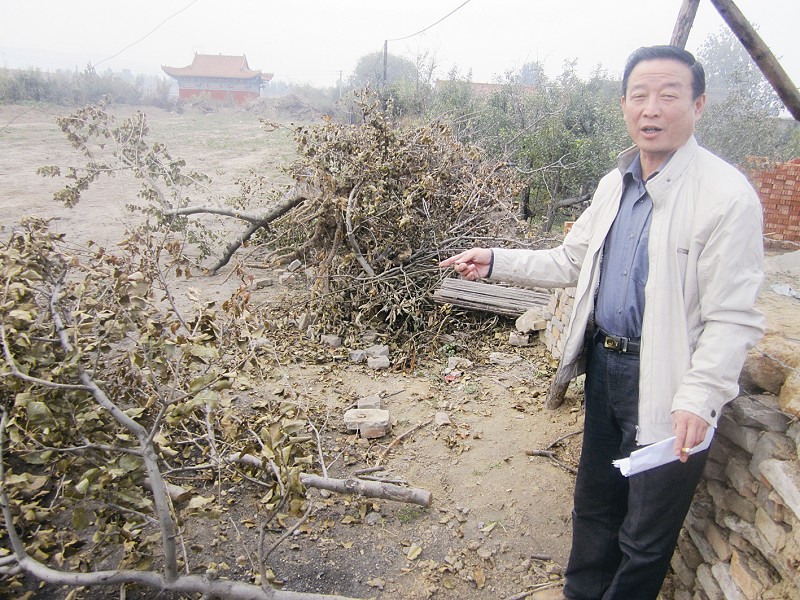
[162,54,273,105]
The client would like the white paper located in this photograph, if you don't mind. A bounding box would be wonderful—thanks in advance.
[612,427,715,477]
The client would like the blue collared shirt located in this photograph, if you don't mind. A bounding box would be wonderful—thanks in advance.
[594,155,653,339]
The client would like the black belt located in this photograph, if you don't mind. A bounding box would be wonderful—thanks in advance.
[597,328,640,355]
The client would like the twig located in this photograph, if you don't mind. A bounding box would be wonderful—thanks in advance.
[261,501,314,562]
[503,581,563,600]
[545,430,583,450]
[374,417,433,467]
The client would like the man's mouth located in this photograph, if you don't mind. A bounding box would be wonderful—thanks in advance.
[641,126,662,134]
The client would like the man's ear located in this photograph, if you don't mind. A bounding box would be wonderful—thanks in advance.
[694,93,707,119]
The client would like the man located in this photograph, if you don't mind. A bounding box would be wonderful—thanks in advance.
[439,46,765,600]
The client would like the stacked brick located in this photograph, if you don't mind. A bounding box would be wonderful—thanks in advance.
[750,158,800,244]
[667,393,800,599]
[543,287,575,360]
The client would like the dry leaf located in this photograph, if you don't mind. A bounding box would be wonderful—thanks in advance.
[474,566,486,589]
[406,542,423,560]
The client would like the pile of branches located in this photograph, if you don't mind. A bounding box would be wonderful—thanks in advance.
[267,93,523,353]
[37,94,525,358]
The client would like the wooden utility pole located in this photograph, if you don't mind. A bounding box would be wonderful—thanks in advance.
[670,0,701,48]
[708,0,800,121]
[383,40,388,88]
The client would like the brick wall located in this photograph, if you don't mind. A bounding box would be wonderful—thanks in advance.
[750,158,800,244]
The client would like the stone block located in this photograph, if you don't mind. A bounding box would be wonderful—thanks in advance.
[357,394,382,409]
[321,334,342,348]
[756,486,786,523]
[729,548,775,600]
[287,259,303,272]
[678,528,704,569]
[671,550,696,588]
[706,520,732,562]
[728,394,790,433]
[297,311,317,330]
[725,458,759,499]
[703,458,726,481]
[717,412,761,454]
[365,344,390,358]
[707,480,756,522]
[349,349,367,364]
[696,563,725,600]
[740,333,797,396]
[278,271,295,285]
[515,307,546,333]
[711,561,746,600]
[508,331,531,347]
[489,352,522,366]
[754,507,789,552]
[685,518,719,564]
[367,356,391,370]
[344,408,390,438]
[780,371,800,418]
[446,356,473,371]
[750,431,797,481]
[758,458,800,519]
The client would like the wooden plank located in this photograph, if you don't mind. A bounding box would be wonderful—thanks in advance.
[433,278,551,318]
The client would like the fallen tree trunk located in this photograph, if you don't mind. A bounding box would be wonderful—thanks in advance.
[300,474,432,507]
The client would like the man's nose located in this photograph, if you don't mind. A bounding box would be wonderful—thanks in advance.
[642,95,661,116]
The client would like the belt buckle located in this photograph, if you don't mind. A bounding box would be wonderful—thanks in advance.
[603,334,627,352]
[603,335,619,351]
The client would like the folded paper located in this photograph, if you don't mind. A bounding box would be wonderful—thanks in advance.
[612,427,715,477]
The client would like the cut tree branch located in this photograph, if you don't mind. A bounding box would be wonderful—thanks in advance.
[208,184,312,274]
[300,474,432,507]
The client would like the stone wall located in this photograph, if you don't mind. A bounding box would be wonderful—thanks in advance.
[543,287,575,360]
[667,393,800,599]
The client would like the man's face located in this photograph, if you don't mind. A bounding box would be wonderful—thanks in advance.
[622,58,706,169]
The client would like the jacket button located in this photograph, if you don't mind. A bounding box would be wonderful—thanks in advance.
[710,410,716,418]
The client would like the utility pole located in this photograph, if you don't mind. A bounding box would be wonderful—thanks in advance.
[383,40,388,89]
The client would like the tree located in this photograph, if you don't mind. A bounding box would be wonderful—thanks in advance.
[436,62,628,231]
[695,26,800,166]
[349,51,418,90]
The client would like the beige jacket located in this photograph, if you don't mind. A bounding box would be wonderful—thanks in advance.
[490,137,765,444]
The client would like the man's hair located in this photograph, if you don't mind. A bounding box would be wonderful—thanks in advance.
[622,45,706,99]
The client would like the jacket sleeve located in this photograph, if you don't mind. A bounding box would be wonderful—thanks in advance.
[670,190,766,424]
[488,200,598,288]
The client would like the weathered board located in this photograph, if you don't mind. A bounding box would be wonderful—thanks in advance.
[433,278,550,318]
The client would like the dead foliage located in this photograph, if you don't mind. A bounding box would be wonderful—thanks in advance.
[265,92,524,359]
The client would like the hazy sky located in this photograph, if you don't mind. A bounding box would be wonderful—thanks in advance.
[2,0,798,91]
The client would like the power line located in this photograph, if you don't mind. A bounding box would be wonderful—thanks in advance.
[382,0,475,85]
[92,0,200,70]
[387,0,474,42]
[1,0,200,132]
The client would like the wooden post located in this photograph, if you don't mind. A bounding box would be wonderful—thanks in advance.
[708,0,800,121]
[670,0,700,48]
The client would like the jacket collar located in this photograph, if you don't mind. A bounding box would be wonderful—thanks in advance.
[615,136,700,199]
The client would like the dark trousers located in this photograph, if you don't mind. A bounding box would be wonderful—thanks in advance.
[563,334,708,600]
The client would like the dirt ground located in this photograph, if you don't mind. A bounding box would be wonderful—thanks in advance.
[1,104,798,600]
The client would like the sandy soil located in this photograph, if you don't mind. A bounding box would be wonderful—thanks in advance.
[1,103,797,600]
